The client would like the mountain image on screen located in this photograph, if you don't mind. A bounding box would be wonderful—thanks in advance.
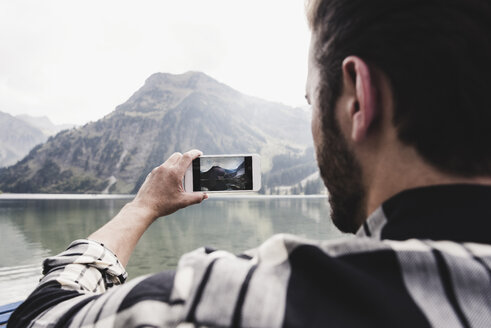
[200,160,249,191]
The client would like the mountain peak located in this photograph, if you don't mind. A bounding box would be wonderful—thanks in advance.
[115,71,238,115]
[145,71,229,91]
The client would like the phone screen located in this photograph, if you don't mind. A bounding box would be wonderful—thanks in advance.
[192,156,253,191]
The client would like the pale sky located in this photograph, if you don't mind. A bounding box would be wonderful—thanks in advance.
[0,0,311,125]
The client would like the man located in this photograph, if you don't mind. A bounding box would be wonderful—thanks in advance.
[9,0,491,327]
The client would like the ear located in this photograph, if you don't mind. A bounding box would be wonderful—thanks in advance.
[342,56,378,142]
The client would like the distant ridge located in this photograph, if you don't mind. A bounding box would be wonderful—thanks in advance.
[15,114,75,136]
[0,71,322,194]
[0,111,47,167]
[0,112,75,168]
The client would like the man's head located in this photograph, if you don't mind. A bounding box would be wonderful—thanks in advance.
[306,0,491,232]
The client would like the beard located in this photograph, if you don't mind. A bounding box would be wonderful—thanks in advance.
[315,110,367,233]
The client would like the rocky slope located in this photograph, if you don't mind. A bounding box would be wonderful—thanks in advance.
[0,71,321,194]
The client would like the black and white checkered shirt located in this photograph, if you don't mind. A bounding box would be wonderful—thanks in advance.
[9,185,491,327]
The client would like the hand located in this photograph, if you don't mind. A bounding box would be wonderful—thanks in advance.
[131,149,208,220]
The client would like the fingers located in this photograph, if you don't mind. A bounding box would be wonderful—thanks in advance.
[150,149,203,188]
[177,149,202,174]
[167,152,182,165]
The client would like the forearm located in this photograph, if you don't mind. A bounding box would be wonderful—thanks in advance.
[88,201,157,267]
[87,150,206,267]
[10,151,206,327]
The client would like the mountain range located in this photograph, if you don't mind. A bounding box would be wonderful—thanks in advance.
[0,112,75,167]
[15,114,74,136]
[0,71,324,194]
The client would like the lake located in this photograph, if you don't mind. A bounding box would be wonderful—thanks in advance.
[0,194,344,305]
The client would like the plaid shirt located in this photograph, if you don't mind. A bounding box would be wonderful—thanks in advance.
[9,185,491,327]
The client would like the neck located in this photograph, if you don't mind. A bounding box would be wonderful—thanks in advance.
[363,145,491,218]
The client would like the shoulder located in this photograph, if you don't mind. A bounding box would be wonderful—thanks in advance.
[173,235,491,327]
[170,234,395,327]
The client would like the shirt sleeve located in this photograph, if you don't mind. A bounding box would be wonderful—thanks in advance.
[8,239,260,327]
[42,239,128,291]
[8,239,128,327]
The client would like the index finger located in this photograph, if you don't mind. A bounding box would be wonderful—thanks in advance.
[177,149,203,174]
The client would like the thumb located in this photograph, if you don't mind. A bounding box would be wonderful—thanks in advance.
[183,192,208,207]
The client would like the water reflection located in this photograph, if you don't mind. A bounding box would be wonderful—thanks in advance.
[0,196,343,303]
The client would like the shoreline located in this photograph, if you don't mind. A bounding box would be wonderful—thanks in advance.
[0,193,328,200]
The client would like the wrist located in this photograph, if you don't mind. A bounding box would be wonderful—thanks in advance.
[125,200,160,223]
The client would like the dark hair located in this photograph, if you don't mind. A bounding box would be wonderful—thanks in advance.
[308,0,491,176]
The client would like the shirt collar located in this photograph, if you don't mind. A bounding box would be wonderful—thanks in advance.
[356,184,491,244]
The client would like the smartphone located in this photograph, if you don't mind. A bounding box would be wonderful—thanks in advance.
[184,154,261,192]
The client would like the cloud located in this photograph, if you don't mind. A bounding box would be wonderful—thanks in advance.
[0,0,310,124]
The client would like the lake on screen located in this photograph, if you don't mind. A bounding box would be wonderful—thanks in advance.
[0,195,344,304]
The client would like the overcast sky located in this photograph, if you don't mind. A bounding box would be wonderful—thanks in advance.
[0,0,311,125]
